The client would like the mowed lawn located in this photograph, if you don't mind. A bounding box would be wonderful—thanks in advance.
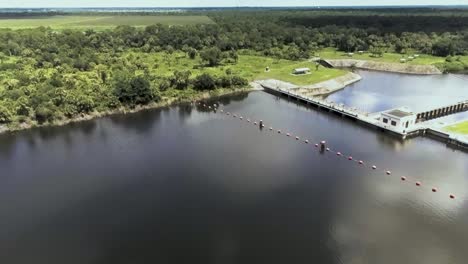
[129,52,347,86]
[318,47,447,65]
[0,15,214,29]
[444,121,468,135]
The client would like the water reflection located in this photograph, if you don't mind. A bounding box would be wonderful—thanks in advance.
[326,70,468,113]
[0,90,467,264]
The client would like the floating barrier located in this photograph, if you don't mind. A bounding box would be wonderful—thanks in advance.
[205,105,457,201]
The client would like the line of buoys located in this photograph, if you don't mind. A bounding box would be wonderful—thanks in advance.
[209,106,458,201]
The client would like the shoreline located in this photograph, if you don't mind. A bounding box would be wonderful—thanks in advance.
[322,59,443,75]
[0,87,253,136]
[253,71,362,97]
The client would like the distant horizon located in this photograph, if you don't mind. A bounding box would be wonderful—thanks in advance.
[2,5,468,8]
[3,0,468,9]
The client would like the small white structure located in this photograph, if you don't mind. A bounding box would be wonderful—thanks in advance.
[358,50,364,54]
[414,54,420,58]
[400,58,406,63]
[380,107,417,132]
[293,68,311,75]
[347,52,354,57]
[408,56,414,60]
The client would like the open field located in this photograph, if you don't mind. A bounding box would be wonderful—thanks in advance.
[0,15,215,29]
[317,47,452,65]
[129,52,347,86]
[444,121,468,135]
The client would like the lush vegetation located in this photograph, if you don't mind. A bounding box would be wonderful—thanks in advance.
[444,121,468,135]
[0,8,468,130]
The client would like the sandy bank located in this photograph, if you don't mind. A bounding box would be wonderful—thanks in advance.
[254,71,362,96]
[324,59,442,75]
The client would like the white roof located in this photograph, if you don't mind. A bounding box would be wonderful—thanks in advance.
[294,68,310,72]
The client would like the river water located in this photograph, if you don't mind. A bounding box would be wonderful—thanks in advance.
[0,72,467,264]
[326,70,468,122]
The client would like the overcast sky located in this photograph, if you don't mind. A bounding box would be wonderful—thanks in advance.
[1,0,466,8]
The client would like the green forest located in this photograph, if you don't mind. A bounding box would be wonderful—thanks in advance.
[1,8,468,130]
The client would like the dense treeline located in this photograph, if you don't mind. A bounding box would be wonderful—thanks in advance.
[0,9,468,127]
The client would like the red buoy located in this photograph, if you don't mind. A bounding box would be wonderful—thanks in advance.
[450,194,455,199]
[432,188,437,192]
[416,181,421,186]
[401,176,406,181]
[348,156,353,160]
[386,171,391,175]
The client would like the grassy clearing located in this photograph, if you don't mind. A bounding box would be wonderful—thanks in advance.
[317,47,448,65]
[444,121,468,135]
[0,15,214,29]
[130,52,347,86]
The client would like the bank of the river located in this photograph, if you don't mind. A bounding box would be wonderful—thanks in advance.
[254,71,362,96]
[323,59,442,75]
[0,87,253,135]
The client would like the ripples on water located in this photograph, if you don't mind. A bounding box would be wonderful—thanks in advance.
[0,73,467,263]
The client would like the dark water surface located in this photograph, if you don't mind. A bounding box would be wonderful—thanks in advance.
[1,91,467,264]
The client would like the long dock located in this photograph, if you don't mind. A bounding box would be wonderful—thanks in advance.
[260,82,468,150]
